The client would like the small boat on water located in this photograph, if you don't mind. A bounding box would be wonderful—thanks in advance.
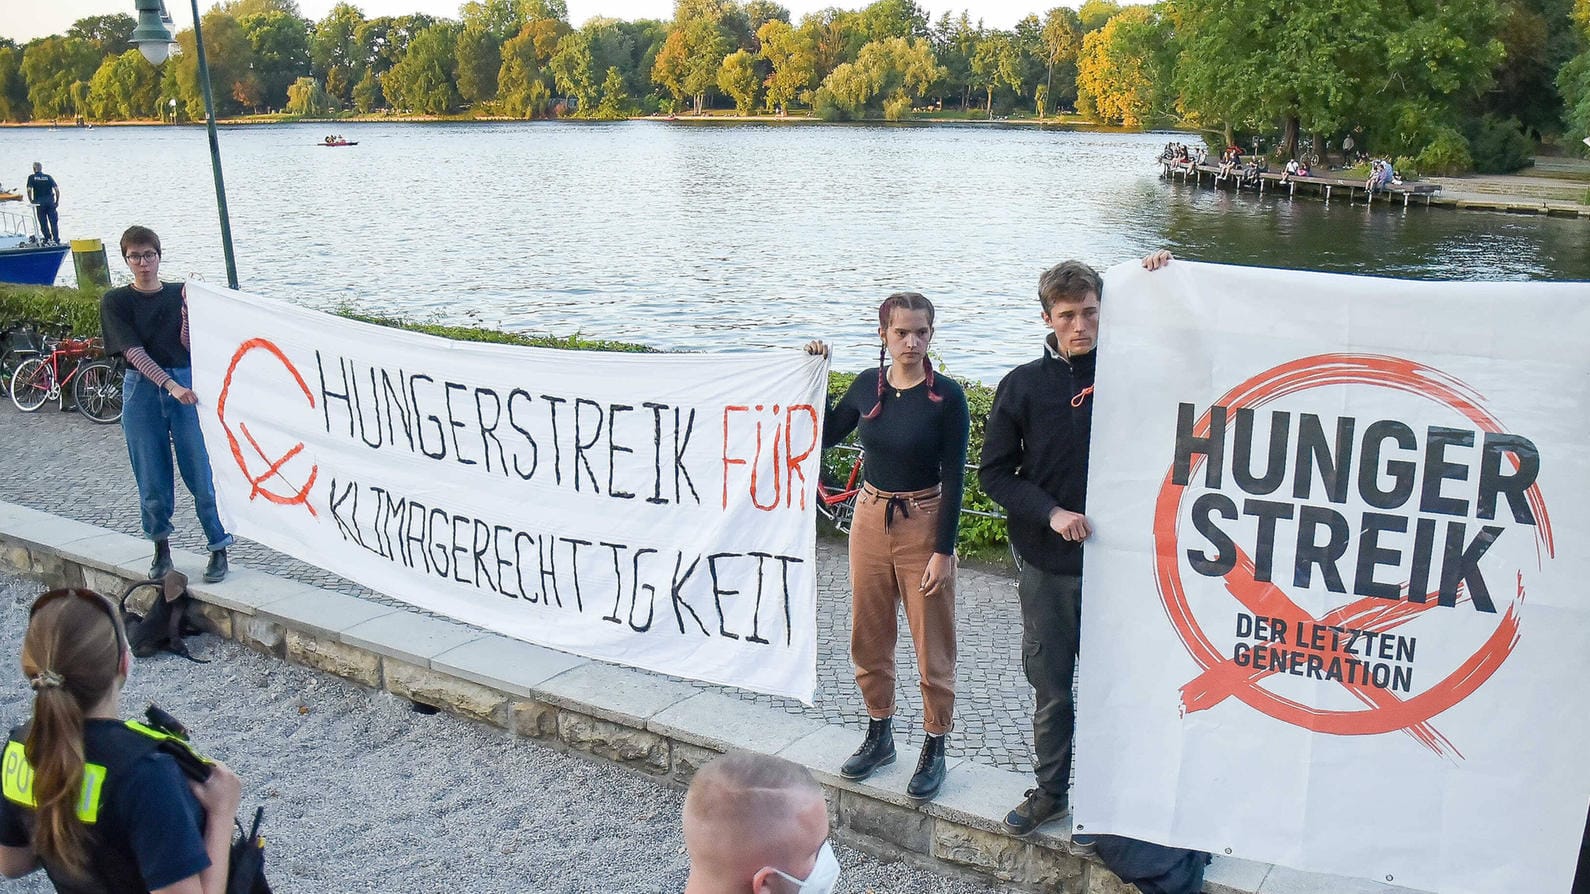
[0,196,69,286]
[320,135,358,147]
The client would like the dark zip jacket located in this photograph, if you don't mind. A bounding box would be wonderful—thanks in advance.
[978,337,1095,576]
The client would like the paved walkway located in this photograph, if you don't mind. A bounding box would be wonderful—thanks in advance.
[0,401,1037,773]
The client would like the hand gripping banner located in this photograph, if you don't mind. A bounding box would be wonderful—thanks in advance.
[1073,261,1590,894]
[187,283,827,703]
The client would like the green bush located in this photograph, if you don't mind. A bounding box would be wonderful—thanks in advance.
[1392,156,1422,180]
[1465,115,1534,174]
[0,284,102,335]
[1413,127,1474,176]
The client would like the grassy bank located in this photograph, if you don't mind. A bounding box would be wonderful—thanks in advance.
[1,283,1010,558]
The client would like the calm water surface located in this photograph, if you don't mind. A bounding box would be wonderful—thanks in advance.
[7,122,1587,381]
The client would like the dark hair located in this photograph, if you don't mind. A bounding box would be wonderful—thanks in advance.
[1038,261,1102,314]
[863,292,943,420]
[119,226,161,259]
[21,590,126,880]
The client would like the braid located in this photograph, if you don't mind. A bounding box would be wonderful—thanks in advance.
[923,357,944,404]
[861,344,886,420]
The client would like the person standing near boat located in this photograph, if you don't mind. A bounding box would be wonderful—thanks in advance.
[99,226,233,584]
[805,294,970,802]
[25,163,59,244]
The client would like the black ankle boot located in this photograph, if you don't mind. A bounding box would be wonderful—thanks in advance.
[203,548,228,583]
[840,717,896,780]
[907,734,947,800]
[149,540,173,580]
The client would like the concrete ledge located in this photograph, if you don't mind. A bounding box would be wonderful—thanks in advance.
[0,500,1420,894]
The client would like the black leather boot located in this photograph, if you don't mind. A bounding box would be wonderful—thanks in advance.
[907,734,947,800]
[203,548,228,583]
[840,717,895,780]
[149,540,173,580]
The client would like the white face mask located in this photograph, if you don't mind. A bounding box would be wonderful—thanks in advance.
[768,840,840,894]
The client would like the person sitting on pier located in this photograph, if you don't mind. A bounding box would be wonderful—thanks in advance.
[1281,157,1300,184]
[1217,149,1237,182]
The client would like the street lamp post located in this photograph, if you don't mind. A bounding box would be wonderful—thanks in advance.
[131,0,239,289]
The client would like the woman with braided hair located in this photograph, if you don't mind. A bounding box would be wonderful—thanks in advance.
[805,292,970,801]
[0,588,241,894]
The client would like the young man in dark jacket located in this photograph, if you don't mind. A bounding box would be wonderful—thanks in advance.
[979,250,1171,836]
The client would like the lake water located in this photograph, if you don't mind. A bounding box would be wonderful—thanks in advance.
[7,121,1588,382]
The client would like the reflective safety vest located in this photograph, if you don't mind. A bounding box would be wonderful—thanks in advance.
[2,721,212,824]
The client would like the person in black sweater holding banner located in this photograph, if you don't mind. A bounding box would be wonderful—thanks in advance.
[980,250,1172,837]
[806,292,970,801]
[100,226,233,584]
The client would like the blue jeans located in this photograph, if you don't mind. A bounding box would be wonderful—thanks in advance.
[121,368,233,552]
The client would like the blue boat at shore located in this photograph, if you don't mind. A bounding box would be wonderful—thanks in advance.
[0,194,69,286]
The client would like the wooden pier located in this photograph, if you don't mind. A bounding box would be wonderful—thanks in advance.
[1160,160,1441,207]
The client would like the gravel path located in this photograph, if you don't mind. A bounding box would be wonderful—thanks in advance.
[0,573,1004,894]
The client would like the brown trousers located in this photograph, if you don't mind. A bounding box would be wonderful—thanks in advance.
[847,483,957,735]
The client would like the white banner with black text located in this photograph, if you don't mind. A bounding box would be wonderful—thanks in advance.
[186,282,827,703]
[1073,261,1590,894]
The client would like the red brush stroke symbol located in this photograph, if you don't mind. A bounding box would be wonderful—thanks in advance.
[1155,354,1553,756]
[215,338,319,516]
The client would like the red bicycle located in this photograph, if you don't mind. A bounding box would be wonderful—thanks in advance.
[816,445,865,533]
[8,334,124,423]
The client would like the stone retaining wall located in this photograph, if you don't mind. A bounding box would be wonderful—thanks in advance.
[0,499,1393,894]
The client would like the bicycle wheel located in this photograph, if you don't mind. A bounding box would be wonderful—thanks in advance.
[0,348,35,389]
[73,361,123,424]
[9,358,54,412]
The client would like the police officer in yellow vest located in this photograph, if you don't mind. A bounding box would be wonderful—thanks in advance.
[0,589,242,894]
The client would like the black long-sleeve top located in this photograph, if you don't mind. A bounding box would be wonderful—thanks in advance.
[824,367,970,554]
[979,341,1095,576]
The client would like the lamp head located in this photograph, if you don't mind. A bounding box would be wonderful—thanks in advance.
[131,0,176,66]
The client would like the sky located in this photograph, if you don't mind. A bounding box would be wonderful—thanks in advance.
[8,0,1050,44]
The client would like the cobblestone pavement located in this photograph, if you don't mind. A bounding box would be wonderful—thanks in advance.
[0,401,1037,773]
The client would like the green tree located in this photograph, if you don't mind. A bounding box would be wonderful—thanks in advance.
[20,36,100,119]
[798,8,866,82]
[312,2,367,106]
[284,75,334,114]
[382,22,462,114]
[460,0,525,38]
[717,47,760,112]
[456,26,503,103]
[812,35,942,120]
[1038,7,1081,114]
[1076,6,1175,127]
[859,0,930,41]
[595,64,632,117]
[758,19,815,111]
[86,48,161,120]
[241,10,311,111]
[169,11,257,117]
[551,29,598,110]
[352,67,382,111]
[742,1,792,34]
[498,18,563,117]
[1077,0,1123,32]
[970,31,1023,117]
[221,0,302,17]
[0,43,31,122]
[67,14,137,58]
[653,13,731,113]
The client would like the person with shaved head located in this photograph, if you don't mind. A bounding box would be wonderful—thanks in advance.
[682,753,838,894]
